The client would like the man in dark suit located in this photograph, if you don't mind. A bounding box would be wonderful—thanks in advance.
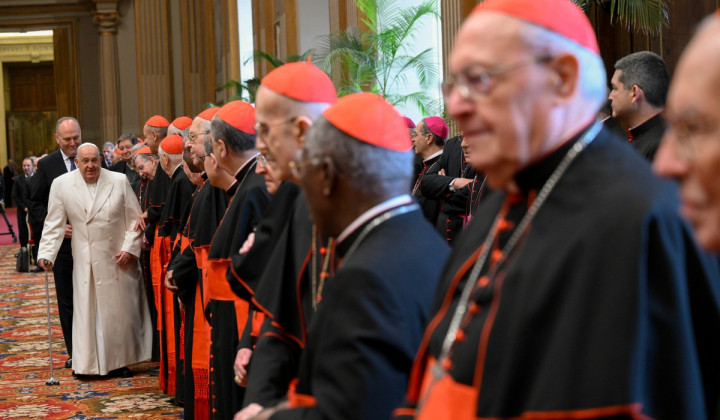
[30,116,82,369]
[12,157,35,255]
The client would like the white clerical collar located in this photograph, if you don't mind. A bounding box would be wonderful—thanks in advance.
[423,150,443,163]
[336,194,414,244]
[234,153,260,177]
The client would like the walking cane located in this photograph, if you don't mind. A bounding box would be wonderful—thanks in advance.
[43,260,60,386]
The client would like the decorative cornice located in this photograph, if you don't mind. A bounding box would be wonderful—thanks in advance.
[0,38,53,63]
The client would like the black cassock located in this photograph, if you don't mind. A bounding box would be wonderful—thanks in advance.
[206,156,269,419]
[157,165,195,402]
[397,126,720,420]
[168,175,228,420]
[270,202,450,420]
[228,183,317,409]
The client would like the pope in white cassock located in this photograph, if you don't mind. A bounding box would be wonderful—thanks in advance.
[38,143,152,377]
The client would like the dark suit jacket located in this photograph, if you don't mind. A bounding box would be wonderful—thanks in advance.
[12,174,31,211]
[30,149,72,252]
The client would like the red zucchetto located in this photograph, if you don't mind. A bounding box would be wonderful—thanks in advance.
[261,62,337,104]
[145,115,170,128]
[171,116,192,130]
[198,107,220,121]
[215,100,256,134]
[322,92,410,152]
[135,146,152,155]
[473,0,599,54]
[159,134,184,154]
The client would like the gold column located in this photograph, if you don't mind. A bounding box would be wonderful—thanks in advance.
[134,0,174,122]
[178,0,216,114]
[440,0,476,81]
[94,11,121,142]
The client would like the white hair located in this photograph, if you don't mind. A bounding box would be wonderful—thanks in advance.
[304,117,413,196]
[520,23,607,115]
[77,142,100,155]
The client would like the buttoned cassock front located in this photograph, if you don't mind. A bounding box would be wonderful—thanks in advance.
[38,169,152,375]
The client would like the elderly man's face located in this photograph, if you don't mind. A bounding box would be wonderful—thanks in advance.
[76,146,101,183]
[255,136,281,194]
[446,14,556,189]
[143,125,160,150]
[255,86,301,182]
[56,120,82,158]
[136,156,157,181]
[187,118,210,169]
[654,20,720,251]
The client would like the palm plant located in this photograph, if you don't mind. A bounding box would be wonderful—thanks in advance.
[573,0,669,34]
[221,50,312,103]
[313,0,441,116]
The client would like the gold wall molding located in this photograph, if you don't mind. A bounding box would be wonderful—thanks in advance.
[94,9,121,142]
[134,0,174,123]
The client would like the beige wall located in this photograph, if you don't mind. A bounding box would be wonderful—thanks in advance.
[116,0,140,136]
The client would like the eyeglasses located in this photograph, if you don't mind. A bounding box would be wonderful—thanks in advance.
[288,156,323,179]
[188,131,210,143]
[442,55,553,100]
[665,117,719,162]
[254,117,297,139]
[257,154,268,168]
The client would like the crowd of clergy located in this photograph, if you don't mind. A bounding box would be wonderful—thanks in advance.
[14,0,720,418]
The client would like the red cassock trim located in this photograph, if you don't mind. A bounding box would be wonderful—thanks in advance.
[416,358,653,420]
[206,259,250,339]
[287,378,317,408]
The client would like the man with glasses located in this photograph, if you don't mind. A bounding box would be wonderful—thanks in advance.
[252,92,449,420]
[204,100,270,420]
[654,12,720,256]
[169,106,228,420]
[411,116,448,231]
[157,134,196,407]
[230,61,336,420]
[109,133,140,193]
[38,143,152,378]
[396,0,720,419]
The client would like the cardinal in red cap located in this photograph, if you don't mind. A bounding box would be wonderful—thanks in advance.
[169,116,193,137]
[251,92,449,420]
[138,113,175,397]
[394,1,720,419]
[144,115,170,154]
[162,104,231,420]
[230,61,340,420]
[202,100,270,419]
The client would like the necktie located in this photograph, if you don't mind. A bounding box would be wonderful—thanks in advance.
[69,158,76,171]
[627,129,634,143]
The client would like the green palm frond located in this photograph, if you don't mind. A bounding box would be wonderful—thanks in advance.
[314,0,440,114]
[571,0,668,34]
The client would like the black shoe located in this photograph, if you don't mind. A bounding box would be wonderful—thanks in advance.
[147,366,159,377]
[109,367,132,378]
[29,267,44,273]
[71,371,88,379]
[64,358,72,369]
[168,398,184,407]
